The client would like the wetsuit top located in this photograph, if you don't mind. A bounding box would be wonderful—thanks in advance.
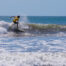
[13,16,19,23]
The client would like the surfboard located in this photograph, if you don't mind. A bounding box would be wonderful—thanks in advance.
[13,29,24,32]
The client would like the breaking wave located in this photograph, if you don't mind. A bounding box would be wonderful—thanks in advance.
[0,21,66,37]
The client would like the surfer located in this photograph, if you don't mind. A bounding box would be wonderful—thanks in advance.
[10,16,24,32]
[11,16,20,30]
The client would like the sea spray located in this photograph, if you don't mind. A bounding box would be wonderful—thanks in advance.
[20,16,29,23]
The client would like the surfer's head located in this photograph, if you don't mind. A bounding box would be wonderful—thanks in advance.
[17,16,20,18]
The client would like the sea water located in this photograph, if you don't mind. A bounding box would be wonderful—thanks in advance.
[0,16,66,24]
[0,16,66,66]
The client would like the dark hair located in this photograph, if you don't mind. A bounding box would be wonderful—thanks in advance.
[17,16,20,18]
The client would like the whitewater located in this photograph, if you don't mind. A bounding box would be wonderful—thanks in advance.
[0,21,66,65]
[0,16,66,66]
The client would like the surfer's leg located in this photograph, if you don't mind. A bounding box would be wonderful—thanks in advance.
[13,22,19,30]
[17,22,19,30]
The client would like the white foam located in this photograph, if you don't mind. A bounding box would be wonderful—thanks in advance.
[0,27,7,34]
[0,21,9,29]
[0,21,9,34]
[0,36,66,52]
[9,22,29,31]
[18,22,29,29]
[0,52,65,66]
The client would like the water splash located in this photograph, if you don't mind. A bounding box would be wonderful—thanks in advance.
[20,16,29,23]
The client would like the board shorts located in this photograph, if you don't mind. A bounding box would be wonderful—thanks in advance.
[13,21,18,24]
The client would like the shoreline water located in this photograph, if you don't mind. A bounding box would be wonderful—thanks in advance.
[0,51,66,66]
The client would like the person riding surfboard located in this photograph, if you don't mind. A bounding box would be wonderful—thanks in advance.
[12,16,20,30]
[10,16,24,32]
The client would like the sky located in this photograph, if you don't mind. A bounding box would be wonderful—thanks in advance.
[0,0,66,16]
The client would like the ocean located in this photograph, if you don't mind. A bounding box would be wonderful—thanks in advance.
[0,16,66,24]
[0,16,66,66]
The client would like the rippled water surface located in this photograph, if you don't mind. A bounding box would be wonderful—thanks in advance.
[0,36,66,52]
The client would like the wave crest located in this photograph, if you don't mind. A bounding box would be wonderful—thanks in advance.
[0,21,66,37]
